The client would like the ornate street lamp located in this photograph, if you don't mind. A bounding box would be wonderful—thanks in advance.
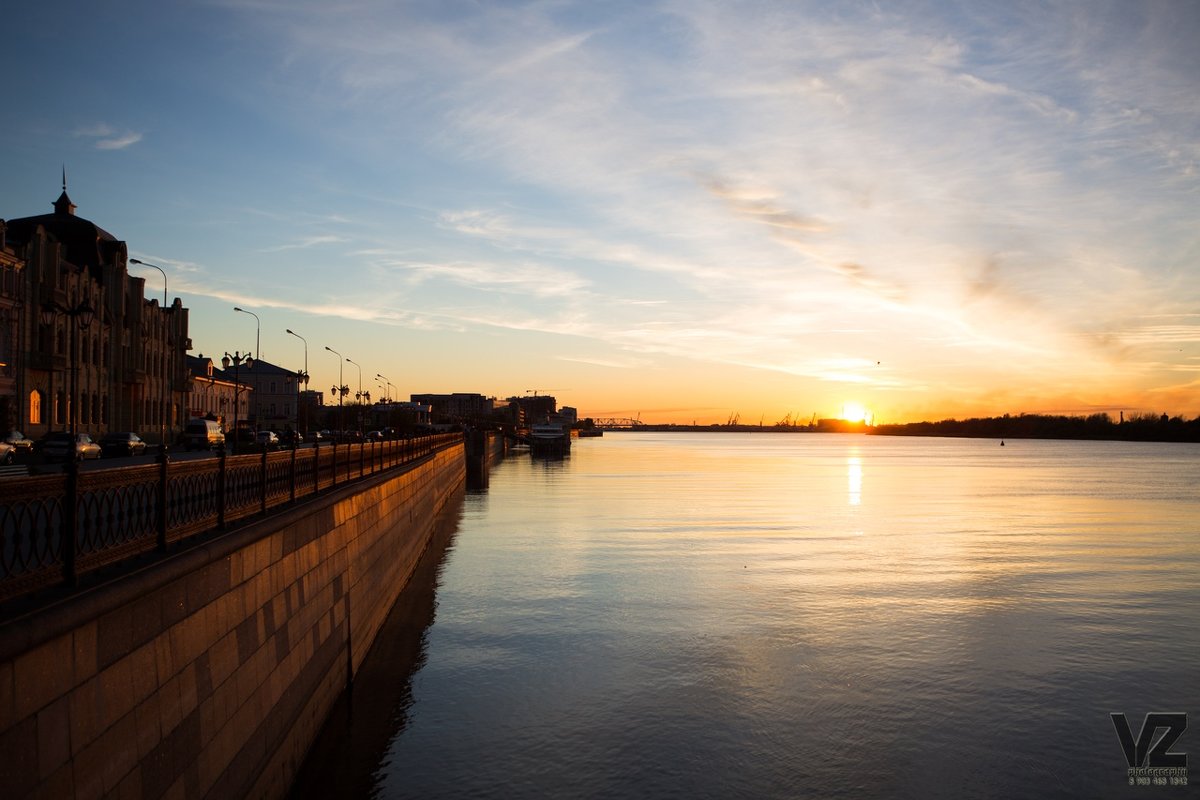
[346,357,363,434]
[130,258,172,451]
[234,307,260,429]
[222,351,254,451]
[325,346,345,433]
[286,329,309,436]
[40,298,94,585]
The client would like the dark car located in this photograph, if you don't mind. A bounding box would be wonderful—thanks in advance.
[255,430,280,450]
[100,432,147,458]
[40,432,102,462]
[279,430,304,446]
[4,430,34,457]
[0,440,13,465]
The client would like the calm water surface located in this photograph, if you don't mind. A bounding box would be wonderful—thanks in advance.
[294,433,1200,799]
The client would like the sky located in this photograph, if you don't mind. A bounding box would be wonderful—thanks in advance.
[2,1,1198,424]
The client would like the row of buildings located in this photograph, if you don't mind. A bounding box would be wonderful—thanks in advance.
[1,186,573,445]
[0,185,335,445]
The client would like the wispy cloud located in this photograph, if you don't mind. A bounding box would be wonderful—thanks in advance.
[177,0,1200,416]
[74,122,143,150]
[259,235,346,252]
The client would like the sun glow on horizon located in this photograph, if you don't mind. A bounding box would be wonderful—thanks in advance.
[841,403,870,424]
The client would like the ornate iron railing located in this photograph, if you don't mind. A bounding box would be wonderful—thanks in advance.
[0,433,461,604]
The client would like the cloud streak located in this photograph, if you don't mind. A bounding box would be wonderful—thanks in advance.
[75,122,143,150]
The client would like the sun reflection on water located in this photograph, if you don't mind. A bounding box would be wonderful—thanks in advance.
[847,455,862,506]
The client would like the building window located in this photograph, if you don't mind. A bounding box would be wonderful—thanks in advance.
[56,391,65,425]
[30,390,42,425]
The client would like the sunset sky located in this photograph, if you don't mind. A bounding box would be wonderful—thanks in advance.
[3,1,1198,424]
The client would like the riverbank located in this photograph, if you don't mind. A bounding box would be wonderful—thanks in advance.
[612,411,1200,443]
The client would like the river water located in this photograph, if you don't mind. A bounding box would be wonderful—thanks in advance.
[292,433,1200,799]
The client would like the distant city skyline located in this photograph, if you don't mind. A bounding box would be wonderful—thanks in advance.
[3,2,1197,424]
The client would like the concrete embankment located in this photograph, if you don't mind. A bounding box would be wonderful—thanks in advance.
[466,428,509,490]
[0,440,466,799]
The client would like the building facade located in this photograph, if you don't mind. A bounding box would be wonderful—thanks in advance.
[2,187,191,445]
[411,392,504,421]
[240,358,300,432]
[186,354,250,431]
[0,224,24,434]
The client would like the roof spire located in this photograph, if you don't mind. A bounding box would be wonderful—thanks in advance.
[54,166,76,216]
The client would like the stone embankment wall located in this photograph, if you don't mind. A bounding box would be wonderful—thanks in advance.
[0,441,465,799]
[465,430,507,490]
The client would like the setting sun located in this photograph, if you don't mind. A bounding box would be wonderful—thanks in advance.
[841,403,870,424]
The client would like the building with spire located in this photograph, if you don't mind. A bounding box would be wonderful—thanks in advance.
[1,182,191,445]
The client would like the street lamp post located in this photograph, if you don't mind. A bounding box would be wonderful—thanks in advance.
[222,351,254,452]
[325,346,346,433]
[286,329,309,436]
[41,299,94,586]
[346,357,363,433]
[234,307,260,429]
[130,259,171,451]
[376,373,394,403]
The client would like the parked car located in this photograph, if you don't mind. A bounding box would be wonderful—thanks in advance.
[40,432,102,462]
[255,430,280,450]
[365,430,384,441]
[3,430,34,457]
[279,430,304,446]
[100,432,148,458]
[183,419,225,451]
[0,440,14,465]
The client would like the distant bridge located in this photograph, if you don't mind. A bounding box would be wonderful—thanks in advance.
[592,418,647,430]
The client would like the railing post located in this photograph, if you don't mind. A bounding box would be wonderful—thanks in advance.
[156,446,169,552]
[332,441,338,488]
[217,448,227,530]
[260,444,269,515]
[62,458,79,587]
[289,442,297,504]
[313,438,321,494]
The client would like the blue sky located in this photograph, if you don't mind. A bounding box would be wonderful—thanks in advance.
[3,1,1198,423]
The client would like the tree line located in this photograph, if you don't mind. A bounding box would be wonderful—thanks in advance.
[871,412,1200,443]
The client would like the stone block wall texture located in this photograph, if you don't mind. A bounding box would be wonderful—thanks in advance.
[0,442,465,799]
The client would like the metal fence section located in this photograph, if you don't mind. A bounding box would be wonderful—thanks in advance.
[0,433,461,604]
